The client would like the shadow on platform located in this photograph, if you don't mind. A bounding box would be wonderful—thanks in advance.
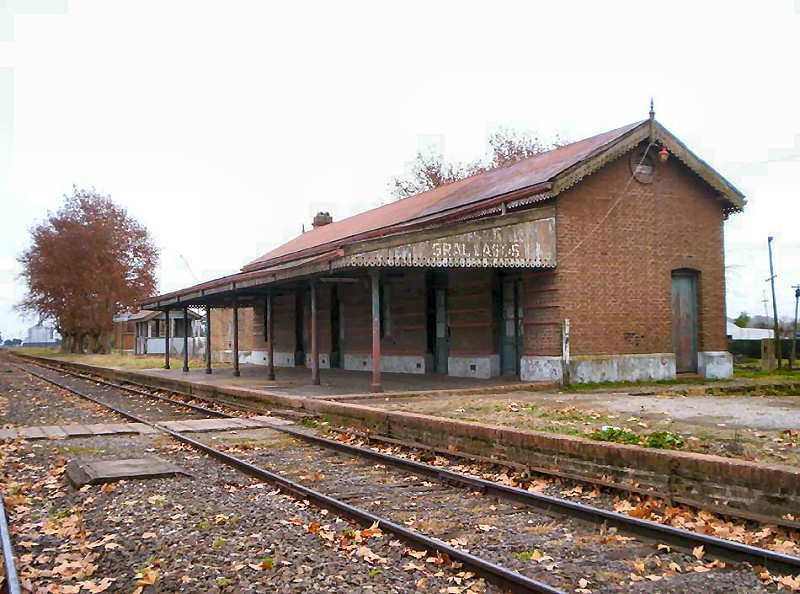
[136,364,528,398]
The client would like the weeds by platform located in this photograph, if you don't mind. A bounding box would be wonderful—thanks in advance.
[8,347,230,370]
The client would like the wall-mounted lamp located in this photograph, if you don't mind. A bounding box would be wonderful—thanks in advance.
[659,146,669,162]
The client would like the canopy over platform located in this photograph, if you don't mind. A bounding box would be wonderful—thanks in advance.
[137,116,746,391]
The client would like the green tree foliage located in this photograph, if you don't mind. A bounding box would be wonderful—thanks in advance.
[733,311,750,328]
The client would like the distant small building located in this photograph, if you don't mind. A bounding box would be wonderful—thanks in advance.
[726,321,772,341]
[23,323,60,348]
[113,310,203,355]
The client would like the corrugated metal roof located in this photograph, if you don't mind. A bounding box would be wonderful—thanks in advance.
[139,117,746,308]
[242,120,645,272]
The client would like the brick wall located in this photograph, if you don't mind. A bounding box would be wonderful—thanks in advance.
[339,271,428,356]
[272,293,296,354]
[222,144,728,365]
[520,269,561,356]
[210,307,255,352]
[381,270,427,355]
[553,144,726,356]
[339,278,371,353]
[448,269,496,355]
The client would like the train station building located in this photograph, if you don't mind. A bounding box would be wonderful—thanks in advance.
[139,113,745,390]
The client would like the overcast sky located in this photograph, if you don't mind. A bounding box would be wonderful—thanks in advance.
[1,1,799,339]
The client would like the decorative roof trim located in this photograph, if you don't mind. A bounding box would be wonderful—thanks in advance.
[550,121,746,213]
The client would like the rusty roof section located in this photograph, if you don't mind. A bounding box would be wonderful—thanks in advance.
[242,120,646,272]
[139,117,746,308]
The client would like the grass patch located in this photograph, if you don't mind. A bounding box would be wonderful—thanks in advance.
[456,416,483,423]
[533,405,613,423]
[299,418,319,428]
[563,377,718,392]
[588,427,684,450]
[538,405,595,421]
[588,427,641,445]
[644,430,684,449]
[512,549,552,562]
[58,445,104,455]
[707,383,800,396]
[49,506,74,519]
[10,348,230,370]
[533,425,583,437]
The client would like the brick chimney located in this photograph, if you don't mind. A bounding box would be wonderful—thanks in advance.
[312,211,333,228]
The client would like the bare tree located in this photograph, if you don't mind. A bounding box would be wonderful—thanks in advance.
[389,151,482,200]
[487,127,563,168]
[390,128,565,200]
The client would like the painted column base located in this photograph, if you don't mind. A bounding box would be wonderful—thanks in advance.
[520,356,563,383]
[304,352,331,369]
[697,351,733,379]
[343,354,429,374]
[521,353,676,383]
[447,355,500,379]
[214,350,297,367]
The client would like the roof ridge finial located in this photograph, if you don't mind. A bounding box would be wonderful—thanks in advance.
[649,97,655,121]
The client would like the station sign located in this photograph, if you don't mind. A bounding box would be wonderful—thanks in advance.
[345,217,556,268]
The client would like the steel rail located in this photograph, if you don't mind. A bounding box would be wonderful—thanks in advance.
[16,362,564,594]
[20,359,800,576]
[0,486,22,594]
[20,355,800,534]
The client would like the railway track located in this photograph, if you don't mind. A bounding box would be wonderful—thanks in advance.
[10,356,800,592]
[17,354,800,535]
[12,361,558,594]
[8,358,800,592]
[0,482,21,594]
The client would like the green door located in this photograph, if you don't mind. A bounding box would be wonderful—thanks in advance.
[671,272,698,373]
[500,277,521,376]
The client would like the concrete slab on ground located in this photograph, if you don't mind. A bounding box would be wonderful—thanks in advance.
[157,415,282,433]
[0,421,157,441]
[66,457,190,487]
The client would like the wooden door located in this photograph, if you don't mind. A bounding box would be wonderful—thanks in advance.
[671,272,698,373]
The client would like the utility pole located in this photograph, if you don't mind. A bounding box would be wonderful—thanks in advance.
[792,285,800,371]
[768,237,782,368]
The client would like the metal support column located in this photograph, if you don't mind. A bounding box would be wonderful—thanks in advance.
[232,297,240,377]
[792,286,800,370]
[182,307,189,372]
[310,282,320,385]
[266,292,275,380]
[205,306,212,374]
[370,269,383,393]
[768,236,782,368]
[163,309,170,369]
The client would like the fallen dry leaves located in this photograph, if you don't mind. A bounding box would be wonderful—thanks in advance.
[326,427,800,591]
